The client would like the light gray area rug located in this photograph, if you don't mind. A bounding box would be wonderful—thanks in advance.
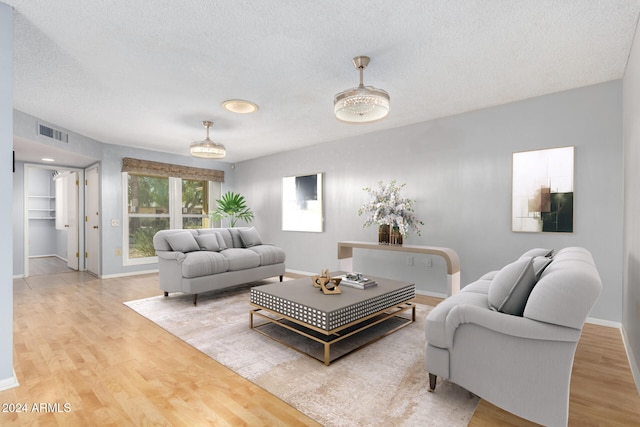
[125,281,478,426]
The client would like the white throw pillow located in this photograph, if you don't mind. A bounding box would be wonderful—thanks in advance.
[488,257,536,316]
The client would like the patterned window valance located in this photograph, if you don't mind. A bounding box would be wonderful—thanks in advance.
[121,157,224,182]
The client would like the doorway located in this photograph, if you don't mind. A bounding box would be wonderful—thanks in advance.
[24,164,84,277]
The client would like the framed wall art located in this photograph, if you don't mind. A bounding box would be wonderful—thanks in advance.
[512,146,574,233]
[282,172,323,232]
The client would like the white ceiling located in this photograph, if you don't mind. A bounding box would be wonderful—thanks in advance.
[8,1,640,166]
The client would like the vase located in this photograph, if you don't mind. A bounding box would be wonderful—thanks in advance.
[378,225,390,245]
[389,228,403,246]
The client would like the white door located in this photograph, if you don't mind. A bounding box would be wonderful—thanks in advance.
[66,172,79,270]
[85,166,100,276]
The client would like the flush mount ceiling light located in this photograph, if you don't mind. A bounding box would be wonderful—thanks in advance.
[334,55,390,123]
[222,99,259,114]
[190,120,226,159]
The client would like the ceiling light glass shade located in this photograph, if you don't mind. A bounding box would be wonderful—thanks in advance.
[222,99,259,114]
[190,121,226,159]
[334,56,390,123]
[334,86,390,123]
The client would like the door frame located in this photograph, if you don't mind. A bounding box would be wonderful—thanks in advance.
[23,163,85,277]
[85,163,101,277]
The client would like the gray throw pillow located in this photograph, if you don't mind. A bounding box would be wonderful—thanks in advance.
[520,248,553,259]
[214,232,228,250]
[532,256,552,280]
[195,233,221,251]
[239,227,263,247]
[165,231,200,253]
[488,257,536,316]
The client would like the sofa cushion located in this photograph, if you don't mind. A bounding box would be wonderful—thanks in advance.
[180,251,229,278]
[239,227,263,247]
[194,234,222,252]
[220,248,261,271]
[488,257,536,316]
[520,248,553,259]
[228,228,248,248]
[165,231,200,253]
[248,244,286,265]
[478,270,499,281]
[461,279,491,295]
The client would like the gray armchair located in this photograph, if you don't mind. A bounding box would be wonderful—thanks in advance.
[425,247,602,427]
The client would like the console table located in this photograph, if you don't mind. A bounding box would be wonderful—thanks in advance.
[337,241,461,295]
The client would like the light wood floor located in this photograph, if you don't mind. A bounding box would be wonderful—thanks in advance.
[2,258,639,426]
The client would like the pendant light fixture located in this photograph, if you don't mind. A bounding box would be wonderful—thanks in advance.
[190,120,225,159]
[334,55,390,123]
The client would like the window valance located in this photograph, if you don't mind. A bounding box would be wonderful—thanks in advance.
[121,157,224,182]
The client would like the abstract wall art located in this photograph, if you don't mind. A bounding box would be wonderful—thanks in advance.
[282,172,323,232]
[512,146,574,233]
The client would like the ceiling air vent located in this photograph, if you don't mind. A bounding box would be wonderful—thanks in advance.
[38,123,68,143]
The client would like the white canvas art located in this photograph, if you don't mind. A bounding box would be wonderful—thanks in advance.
[512,146,574,232]
[282,173,323,232]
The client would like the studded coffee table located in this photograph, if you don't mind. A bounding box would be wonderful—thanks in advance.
[249,272,415,365]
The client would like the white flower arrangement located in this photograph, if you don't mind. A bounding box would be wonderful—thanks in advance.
[357,180,424,238]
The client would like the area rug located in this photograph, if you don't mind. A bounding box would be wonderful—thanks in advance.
[124,281,478,426]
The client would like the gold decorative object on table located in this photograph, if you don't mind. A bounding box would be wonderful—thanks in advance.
[312,269,342,294]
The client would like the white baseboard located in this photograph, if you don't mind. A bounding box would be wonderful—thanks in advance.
[415,289,448,299]
[0,370,19,392]
[99,269,158,279]
[586,317,622,328]
[285,269,315,276]
[621,326,640,396]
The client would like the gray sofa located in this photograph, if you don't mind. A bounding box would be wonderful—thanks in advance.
[425,247,602,427]
[153,227,286,304]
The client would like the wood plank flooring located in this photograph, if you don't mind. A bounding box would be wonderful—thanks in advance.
[1,258,639,426]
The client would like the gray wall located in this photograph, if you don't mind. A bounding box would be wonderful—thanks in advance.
[234,81,623,323]
[623,14,640,392]
[0,1,14,388]
[12,110,235,277]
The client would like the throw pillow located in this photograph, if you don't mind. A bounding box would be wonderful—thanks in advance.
[488,257,537,316]
[195,234,221,252]
[214,232,228,250]
[532,256,552,280]
[165,231,200,253]
[239,227,263,247]
[520,248,553,259]
[228,228,245,248]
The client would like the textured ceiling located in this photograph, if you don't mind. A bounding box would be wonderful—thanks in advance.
[8,1,640,165]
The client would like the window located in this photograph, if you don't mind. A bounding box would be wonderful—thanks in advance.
[123,173,221,265]
[182,179,209,229]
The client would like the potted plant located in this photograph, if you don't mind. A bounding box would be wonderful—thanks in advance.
[210,191,255,227]
[357,180,423,245]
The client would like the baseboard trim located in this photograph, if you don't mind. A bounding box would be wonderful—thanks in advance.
[415,289,448,299]
[586,317,622,328]
[0,370,19,392]
[285,269,315,277]
[99,269,159,279]
[621,326,640,396]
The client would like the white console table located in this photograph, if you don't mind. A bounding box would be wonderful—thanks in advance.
[337,241,461,296]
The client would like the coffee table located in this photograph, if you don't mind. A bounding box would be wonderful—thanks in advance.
[249,273,415,365]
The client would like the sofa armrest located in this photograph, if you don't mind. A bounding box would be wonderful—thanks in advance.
[156,250,185,262]
[445,304,582,349]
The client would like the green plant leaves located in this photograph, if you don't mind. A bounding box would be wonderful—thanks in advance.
[211,191,255,227]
